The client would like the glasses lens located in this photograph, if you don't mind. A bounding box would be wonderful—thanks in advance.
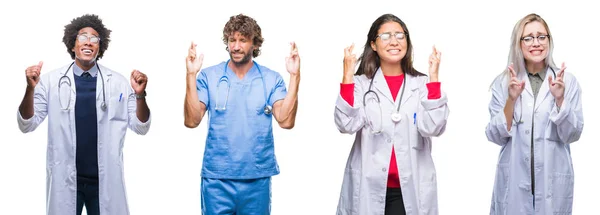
[396,33,405,40]
[379,33,391,41]
[90,36,99,43]
[77,35,87,42]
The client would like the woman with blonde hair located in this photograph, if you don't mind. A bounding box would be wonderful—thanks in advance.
[486,13,584,214]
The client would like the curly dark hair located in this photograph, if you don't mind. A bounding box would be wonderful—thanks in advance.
[222,14,264,58]
[62,14,111,60]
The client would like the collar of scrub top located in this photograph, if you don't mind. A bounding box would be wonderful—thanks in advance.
[222,59,272,115]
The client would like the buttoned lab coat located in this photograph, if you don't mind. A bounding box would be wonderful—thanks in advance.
[334,70,449,215]
[486,67,583,215]
[17,63,151,215]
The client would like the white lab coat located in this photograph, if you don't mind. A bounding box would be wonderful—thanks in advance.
[485,67,583,215]
[334,69,449,215]
[16,62,151,215]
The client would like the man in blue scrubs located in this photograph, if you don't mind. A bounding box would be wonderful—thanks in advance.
[183,14,300,214]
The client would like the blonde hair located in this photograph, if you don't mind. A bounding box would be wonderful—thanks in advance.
[491,13,558,89]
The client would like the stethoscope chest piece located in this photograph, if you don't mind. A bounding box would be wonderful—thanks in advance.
[264,105,273,115]
[391,112,402,123]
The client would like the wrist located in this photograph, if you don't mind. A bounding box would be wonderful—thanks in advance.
[429,74,439,82]
[136,90,147,99]
[342,74,354,84]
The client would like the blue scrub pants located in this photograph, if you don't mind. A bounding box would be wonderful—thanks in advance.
[201,177,271,215]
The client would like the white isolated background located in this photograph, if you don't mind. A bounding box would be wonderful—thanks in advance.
[0,0,598,214]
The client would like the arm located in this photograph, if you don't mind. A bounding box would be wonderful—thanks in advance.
[184,42,208,128]
[417,46,448,137]
[272,73,299,129]
[334,76,366,134]
[184,72,208,128]
[17,62,48,133]
[128,70,151,134]
[485,80,512,146]
[549,73,583,144]
[416,80,449,137]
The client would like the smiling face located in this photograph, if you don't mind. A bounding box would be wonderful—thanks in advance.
[520,21,549,65]
[71,27,100,64]
[370,21,408,65]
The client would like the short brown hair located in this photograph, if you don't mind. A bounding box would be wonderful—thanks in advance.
[222,14,264,58]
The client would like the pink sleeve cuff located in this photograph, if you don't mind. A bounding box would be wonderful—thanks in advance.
[426,82,441,100]
[340,83,355,107]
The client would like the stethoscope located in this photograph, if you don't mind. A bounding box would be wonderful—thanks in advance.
[362,69,407,134]
[513,67,556,124]
[58,61,106,111]
[215,59,272,115]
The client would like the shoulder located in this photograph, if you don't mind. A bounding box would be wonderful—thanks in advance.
[256,63,284,80]
[98,64,129,83]
[199,61,227,77]
[40,63,74,82]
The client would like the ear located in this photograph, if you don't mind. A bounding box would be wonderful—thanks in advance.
[370,41,376,51]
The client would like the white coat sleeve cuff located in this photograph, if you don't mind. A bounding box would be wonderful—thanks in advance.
[131,111,151,134]
[421,92,448,110]
[336,94,360,117]
[16,110,33,128]
[549,100,570,125]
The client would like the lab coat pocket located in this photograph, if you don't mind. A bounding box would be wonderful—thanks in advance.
[550,172,574,214]
[338,168,360,215]
[418,181,438,213]
[254,136,275,169]
[409,113,424,150]
[109,93,127,122]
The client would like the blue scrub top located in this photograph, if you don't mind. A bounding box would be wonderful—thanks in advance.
[196,60,288,179]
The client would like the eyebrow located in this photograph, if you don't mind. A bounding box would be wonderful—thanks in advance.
[523,31,548,37]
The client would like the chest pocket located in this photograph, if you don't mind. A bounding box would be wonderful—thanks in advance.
[109,81,128,122]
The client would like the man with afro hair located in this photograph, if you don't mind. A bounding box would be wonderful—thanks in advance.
[184,13,301,215]
[17,14,152,215]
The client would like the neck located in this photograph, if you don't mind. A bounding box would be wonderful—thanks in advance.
[228,60,254,79]
[75,58,96,71]
[525,61,546,74]
[380,61,403,76]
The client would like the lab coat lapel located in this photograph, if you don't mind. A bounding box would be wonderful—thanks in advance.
[519,70,534,98]
[372,68,395,105]
[534,67,553,111]
[399,74,418,109]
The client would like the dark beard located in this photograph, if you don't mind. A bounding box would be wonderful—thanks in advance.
[229,51,252,66]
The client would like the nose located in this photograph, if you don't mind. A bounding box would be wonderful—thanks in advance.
[532,38,541,46]
[388,37,400,46]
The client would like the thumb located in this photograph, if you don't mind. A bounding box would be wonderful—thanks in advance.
[548,76,554,86]
[520,80,526,89]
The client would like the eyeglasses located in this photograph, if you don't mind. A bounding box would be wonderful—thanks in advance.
[376,32,407,43]
[521,35,549,46]
[77,34,100,44]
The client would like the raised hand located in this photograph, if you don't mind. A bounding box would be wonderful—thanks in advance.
[343,43,357,83]
[428,46,441,82]
[508,63,525,102]
[25,61,43,88]
[549,62,566,105]
[285,42,300,76]
[130,69,148,95]
[186,41,204,75]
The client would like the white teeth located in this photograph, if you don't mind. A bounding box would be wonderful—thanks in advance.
[83,50,92,54]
